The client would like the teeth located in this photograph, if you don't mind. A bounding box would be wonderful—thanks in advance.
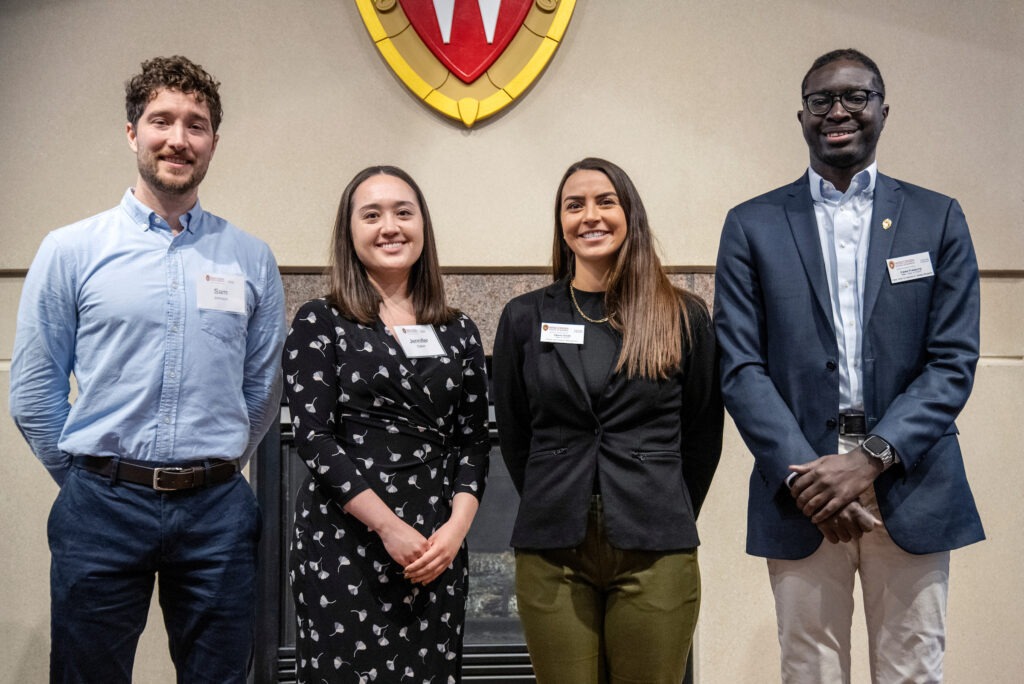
[581,231,607,238]
[378,242,404,249]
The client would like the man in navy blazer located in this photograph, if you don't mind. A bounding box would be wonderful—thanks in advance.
[714,49,983,683]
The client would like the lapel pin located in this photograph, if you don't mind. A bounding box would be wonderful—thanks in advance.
[882,218,892,230]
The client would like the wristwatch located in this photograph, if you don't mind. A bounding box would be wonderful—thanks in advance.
[862,435,896,470]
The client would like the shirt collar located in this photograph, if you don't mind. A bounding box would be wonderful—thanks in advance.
[808,162,877,203]
[121,188,203,234]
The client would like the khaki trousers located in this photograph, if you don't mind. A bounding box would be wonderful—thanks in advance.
[768,436,950,684]
[515,496,700,684]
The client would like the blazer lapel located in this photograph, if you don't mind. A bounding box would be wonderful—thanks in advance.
[785,175,833,325]
[541,280,591,406]
[863,174,903,326]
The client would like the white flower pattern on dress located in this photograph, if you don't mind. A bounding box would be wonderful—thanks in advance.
[283,299,489,683]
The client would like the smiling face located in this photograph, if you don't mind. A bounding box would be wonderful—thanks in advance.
[350,173,425,287]
[127,88,217,207]
[559,169,628,286]
[798,59,889,190]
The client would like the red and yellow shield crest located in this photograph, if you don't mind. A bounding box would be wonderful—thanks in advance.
[356,0,576,127]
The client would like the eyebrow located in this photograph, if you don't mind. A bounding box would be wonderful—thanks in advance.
[562,192,618,204]
[357,200,418,211]
[145,109,212,125]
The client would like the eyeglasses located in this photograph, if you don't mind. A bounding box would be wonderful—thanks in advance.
[802,89,884,116]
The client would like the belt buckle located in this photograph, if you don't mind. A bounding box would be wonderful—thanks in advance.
[152,466,194,491]
[839,412,865,436]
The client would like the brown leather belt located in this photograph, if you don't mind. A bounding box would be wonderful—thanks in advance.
[839,412,867,436]
[73,455,239,491]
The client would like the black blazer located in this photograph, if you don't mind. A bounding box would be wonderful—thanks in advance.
[492,278,722,551]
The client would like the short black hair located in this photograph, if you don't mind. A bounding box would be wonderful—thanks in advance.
[125,56,223,132]
[801,49,885,96]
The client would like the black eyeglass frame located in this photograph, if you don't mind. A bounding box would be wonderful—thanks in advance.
[801,89,885,116]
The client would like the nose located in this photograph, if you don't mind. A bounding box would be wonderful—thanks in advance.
[825,99,851,119]
[167,122,188,148]
[380,213,401,234]
[582,200,600,222]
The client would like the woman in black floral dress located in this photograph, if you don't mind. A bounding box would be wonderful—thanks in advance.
[282,166,489,683]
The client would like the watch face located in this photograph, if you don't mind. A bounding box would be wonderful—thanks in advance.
[864,435,888,457]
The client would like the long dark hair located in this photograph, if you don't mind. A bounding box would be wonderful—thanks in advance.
[326,166,455,325]
[552,157,697,379]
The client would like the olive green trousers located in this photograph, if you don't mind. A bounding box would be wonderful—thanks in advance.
[515,496,700,684]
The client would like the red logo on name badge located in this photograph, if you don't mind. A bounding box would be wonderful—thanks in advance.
[399,0,533,83]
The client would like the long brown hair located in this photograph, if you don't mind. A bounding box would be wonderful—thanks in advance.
[552,157,696,380]
[326,166,455,325]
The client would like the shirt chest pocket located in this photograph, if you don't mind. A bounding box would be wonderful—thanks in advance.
[200,309,248,344]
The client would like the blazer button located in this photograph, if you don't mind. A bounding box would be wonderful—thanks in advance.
[826,418,837,429]
[593,428,600,436]
[826,361,837,371]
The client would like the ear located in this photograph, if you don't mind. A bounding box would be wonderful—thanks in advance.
[880,103,889,129]
[126,122,138,152]
[211,133,219,156]
[797,109,804,125]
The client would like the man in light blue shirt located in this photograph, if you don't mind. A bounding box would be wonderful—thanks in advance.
[10,55,286,683]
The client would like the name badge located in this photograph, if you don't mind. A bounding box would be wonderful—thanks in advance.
[197,273,246,314]
[394,324,446,358]
[540,322,585,345]
[886,252,934,284]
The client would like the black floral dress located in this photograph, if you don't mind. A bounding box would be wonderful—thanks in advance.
[282,299,490,684]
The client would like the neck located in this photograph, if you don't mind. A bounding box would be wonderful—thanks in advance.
[572,260,610,292]
[370,271,416,328]
[133,179,198,235]
[369,271,412,306]
[812,160,871,194]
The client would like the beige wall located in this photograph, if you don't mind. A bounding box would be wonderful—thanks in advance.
[2,1,1021,682]
[2,0,1022,270]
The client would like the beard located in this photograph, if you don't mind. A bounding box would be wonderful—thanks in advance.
[136,152,209,196]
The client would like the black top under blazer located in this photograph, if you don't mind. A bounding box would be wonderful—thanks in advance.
[492,278,723,551]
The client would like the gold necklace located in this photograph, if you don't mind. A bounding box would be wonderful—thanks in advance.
[569,280,609,324]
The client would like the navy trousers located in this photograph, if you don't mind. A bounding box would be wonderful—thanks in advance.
[47,463,260,683]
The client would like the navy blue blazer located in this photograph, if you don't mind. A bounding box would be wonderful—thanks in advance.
[492,278,722,551]
[714,173,984,560]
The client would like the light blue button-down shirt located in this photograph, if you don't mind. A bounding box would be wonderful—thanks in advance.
[10,189,286,484]
[808,163,876,412]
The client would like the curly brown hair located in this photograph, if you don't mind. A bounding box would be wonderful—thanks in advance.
[125,56,223,132]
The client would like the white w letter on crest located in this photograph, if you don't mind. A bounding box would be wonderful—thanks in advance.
[432,0,502,44]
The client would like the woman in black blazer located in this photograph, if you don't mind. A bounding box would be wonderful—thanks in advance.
[492,158,723,683]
